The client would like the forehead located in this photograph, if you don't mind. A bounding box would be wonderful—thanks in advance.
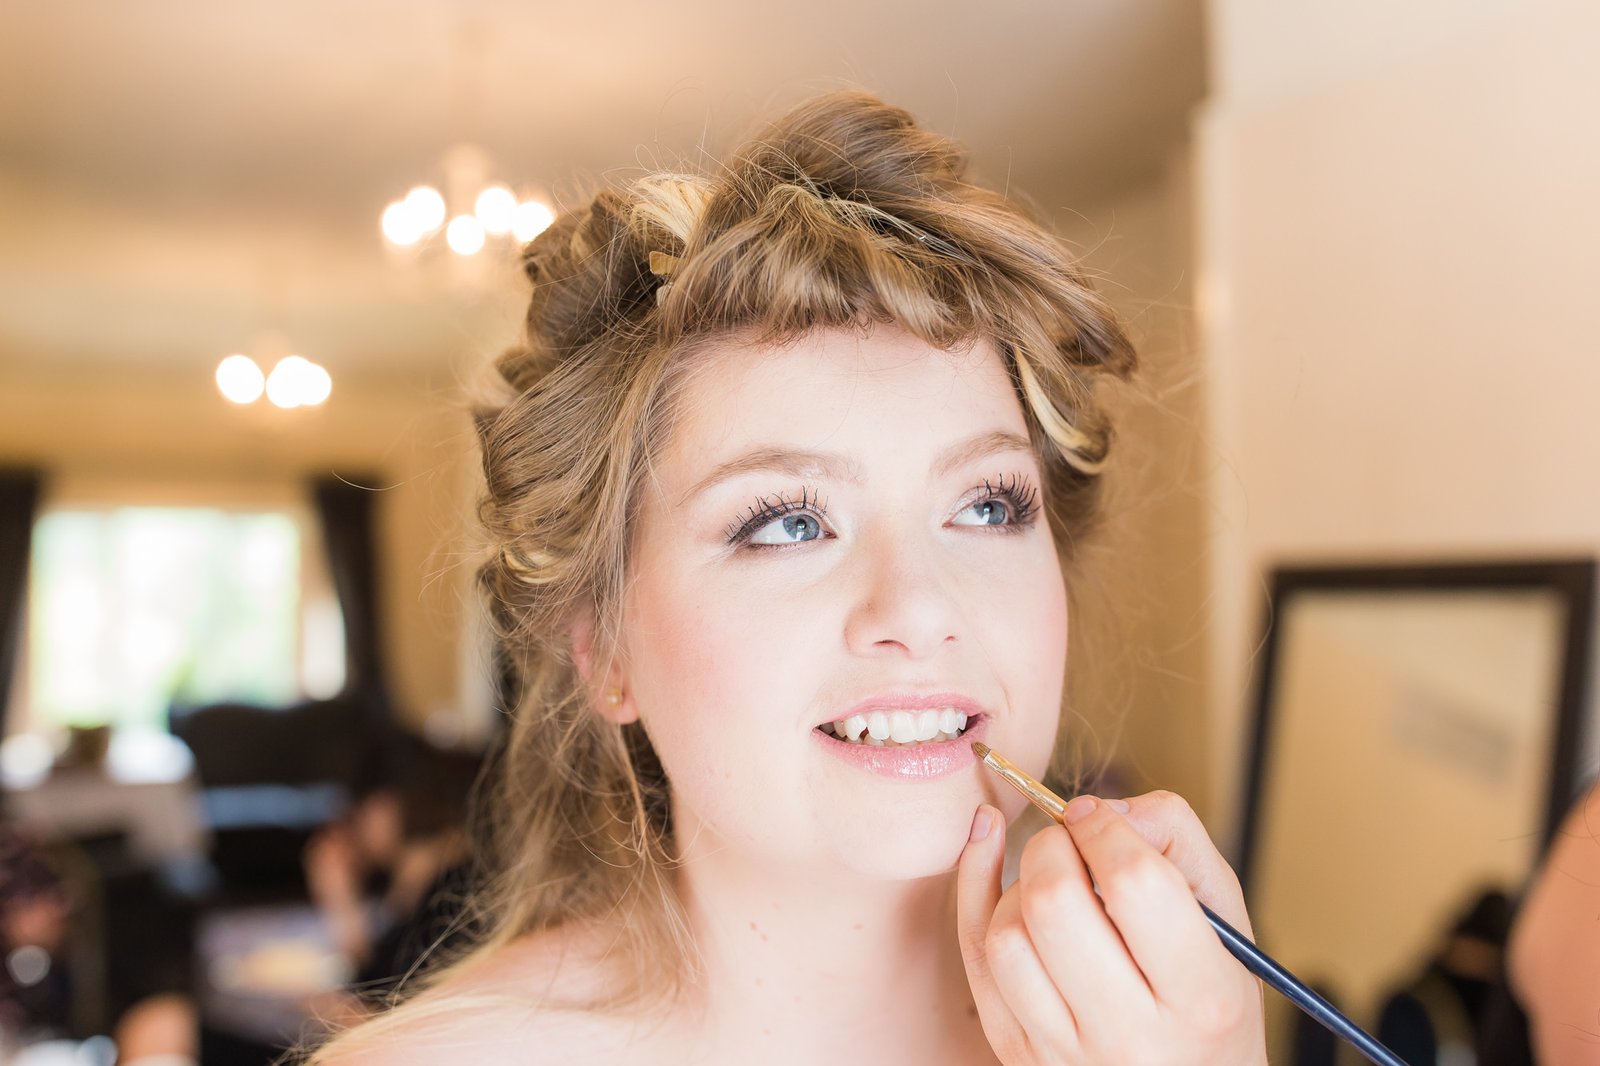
[658,327,1026,477]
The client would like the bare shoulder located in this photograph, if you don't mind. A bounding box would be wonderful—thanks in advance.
[1509,785,1600,1059]
[311,924,679,1066]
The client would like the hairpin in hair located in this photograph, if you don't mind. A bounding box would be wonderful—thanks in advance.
[648,251,680,306]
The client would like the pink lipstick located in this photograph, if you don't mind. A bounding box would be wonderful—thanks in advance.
[812,712,989,780]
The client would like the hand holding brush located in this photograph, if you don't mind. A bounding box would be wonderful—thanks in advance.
[958,742,1407,1066]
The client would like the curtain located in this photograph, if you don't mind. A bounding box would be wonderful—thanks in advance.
[311,474,392,726]
[0,468,42,735]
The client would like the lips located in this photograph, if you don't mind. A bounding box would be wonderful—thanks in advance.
[811,711,990,780]
[810,693,989,780]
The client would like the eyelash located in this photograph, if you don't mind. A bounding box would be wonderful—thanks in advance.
[724,486,829,545]
[723,474,1042,549]
[972,473,1040,530]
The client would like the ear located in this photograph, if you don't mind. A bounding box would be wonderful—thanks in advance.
[569,607,638,725]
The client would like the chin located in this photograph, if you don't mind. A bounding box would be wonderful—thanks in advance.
[821,795,980,880]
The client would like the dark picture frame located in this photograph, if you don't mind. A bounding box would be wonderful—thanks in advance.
[1239,558,1595,895]
[1234,557,1595,1055]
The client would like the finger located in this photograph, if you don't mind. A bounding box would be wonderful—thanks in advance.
[1116,791,1252,937]
[1063,795,1243,1014]
[1015,823,1155,1020]
[986,882,1080,1060]
[955,805,1027,1053]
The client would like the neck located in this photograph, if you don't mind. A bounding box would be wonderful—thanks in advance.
[668,825,985,1061]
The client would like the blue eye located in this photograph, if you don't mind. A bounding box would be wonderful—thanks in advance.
[726,487,831,549]
[953,499,1010,526]
[950,475,1040,530]
[749,512,825,545]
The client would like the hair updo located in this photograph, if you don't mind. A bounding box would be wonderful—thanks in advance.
[473,90,1130,1014]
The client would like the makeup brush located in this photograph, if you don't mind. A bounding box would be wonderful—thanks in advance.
[971,742,1407,1066]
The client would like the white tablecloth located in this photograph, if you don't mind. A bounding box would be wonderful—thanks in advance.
[1,730,207,863]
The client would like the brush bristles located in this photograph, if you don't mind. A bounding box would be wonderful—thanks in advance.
[970,741,991,760]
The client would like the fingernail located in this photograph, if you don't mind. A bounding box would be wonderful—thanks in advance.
[1106,798,1130,814]
[1064,795,1098,824]
[969,806,995,842]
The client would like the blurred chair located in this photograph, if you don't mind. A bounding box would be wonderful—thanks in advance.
[167,696,379,901]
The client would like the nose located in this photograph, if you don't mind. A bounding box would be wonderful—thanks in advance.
[842,527,965,659]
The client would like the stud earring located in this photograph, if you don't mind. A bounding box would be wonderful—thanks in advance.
[605,688,624,706]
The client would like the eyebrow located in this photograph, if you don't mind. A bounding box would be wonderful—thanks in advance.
[679,428,1036,506]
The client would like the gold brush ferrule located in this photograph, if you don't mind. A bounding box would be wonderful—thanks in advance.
[971,741,1070,823]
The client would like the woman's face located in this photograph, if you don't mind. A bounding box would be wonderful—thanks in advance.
[619,326,1068,880]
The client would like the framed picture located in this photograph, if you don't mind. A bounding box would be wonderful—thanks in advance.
[1236,558,1594,1049]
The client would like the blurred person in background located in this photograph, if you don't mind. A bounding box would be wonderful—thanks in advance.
[113,994,198,1066]
[0,825,72,1049]
[0,826,197,1065]
[303,732,482,1028]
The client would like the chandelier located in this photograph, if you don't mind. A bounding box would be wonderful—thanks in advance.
[379,143,553,256]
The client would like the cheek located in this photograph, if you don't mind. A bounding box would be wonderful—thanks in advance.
[981,542,1067,663]
[623,563,846,859]
[622,564,823,793]
[983,544,1070,755]
[628,568,798,707]
[1016,550,1069,648]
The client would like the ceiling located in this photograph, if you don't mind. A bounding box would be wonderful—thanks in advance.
[0,0,1206,388]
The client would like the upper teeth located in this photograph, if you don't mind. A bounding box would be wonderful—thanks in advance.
[821,709,970,746]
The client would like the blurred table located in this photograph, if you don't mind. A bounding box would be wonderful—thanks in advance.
[196,902,351,1049]
[1,730,207,863]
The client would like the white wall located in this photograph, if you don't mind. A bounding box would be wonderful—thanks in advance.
[1199,0,1600,841]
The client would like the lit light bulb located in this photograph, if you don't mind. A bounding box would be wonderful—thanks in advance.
[404,186,446,234]
[381,200,421,246]
[512,200,555,243]
[266,355,313,409]
[301,362,333,406]
[474,185,517,236]
[216,354,265,404]
[446,214,486,255]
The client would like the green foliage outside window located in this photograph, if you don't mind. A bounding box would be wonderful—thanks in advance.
[29,508,308,730]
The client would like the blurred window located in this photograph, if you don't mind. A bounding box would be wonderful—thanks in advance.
[22,506,345,732]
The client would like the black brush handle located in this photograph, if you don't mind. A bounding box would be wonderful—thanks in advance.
[1200,902,1410,1066]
